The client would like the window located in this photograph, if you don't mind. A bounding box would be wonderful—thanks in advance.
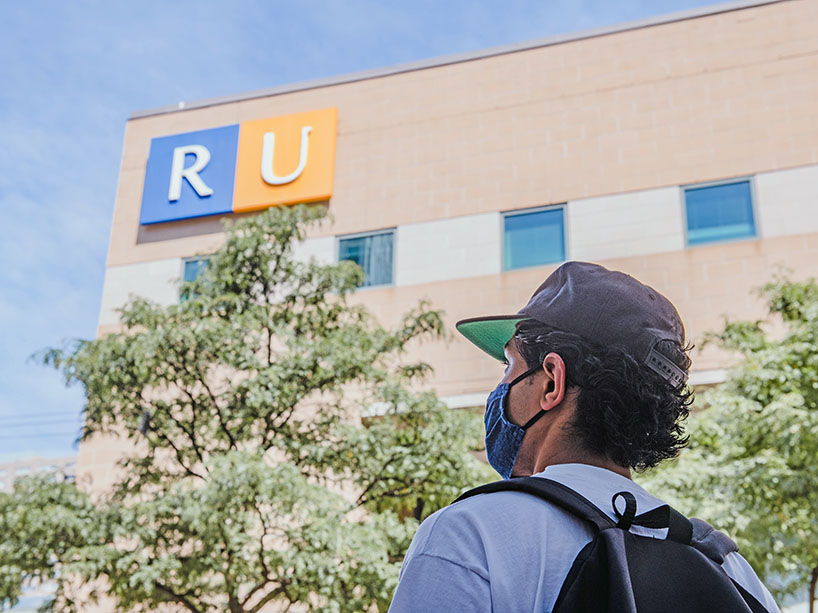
[338,230,395,287]
[684,179,756,246]
[503,207,565,271]
[183,258,209,282]
[181,257,209,301]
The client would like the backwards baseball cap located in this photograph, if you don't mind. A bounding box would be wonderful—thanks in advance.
[456,261,688,387]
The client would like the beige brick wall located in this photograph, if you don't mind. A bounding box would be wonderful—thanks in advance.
[96,0,818,384]
[105,0,818,269]
[95,0,818,392]
[85,0,818,510]
[97,224,818,395]
[339,230,818,399]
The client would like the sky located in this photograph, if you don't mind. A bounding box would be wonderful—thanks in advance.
[0,0,727,463]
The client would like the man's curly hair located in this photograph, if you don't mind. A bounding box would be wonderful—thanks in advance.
[512,319,693,471]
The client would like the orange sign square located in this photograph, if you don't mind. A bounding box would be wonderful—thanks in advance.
[232,107,337,213]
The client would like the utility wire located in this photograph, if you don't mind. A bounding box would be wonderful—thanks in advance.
[0,432,80,439]
[0,411,84,421]
[0,419,84,429]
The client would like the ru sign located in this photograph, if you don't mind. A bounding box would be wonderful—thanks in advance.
[139,107,337,225]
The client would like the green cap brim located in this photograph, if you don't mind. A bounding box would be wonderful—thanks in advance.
[455,316,526,362]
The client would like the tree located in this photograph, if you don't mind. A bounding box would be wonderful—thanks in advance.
[640,275,818,610]
[0,205,491,612]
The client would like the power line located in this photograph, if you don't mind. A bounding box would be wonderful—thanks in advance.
[0,411,84,421]
[0,419,84,429]
[0,432,80,439]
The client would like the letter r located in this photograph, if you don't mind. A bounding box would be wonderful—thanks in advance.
[168,145,214,201]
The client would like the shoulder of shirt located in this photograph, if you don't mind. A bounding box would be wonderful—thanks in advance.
[409,486,569,556]
[399,488,569,582]
[409,463,667,557]
[418,462,654,540]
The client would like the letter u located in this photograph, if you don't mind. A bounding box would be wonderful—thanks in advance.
[261,126,312,185]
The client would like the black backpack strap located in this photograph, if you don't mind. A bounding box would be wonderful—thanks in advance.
[455,477,616,532]
[456,477,695,544]
[690,517,740,564]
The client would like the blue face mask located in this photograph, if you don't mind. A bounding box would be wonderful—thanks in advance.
[485,364,546,479]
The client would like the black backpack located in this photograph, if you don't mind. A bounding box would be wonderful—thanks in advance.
[455,477,771,613]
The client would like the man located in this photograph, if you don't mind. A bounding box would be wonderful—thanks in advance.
[389,261,778,612]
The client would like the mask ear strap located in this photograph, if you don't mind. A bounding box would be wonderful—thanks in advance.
[509,364,548,430]
[521,408,547,430]
[509,364,542,387]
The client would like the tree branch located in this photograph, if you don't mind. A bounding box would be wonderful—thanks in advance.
[266,324,273,366]
[169,386,208,468]
[355,451,401,506]
[249,584,289,613]
[241,502,274,607]
[165,352,237,451]
[151,429,206,481]
[155,581,203,613]
[199,376,238,450]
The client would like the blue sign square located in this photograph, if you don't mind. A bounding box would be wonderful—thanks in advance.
[139,125,239,224]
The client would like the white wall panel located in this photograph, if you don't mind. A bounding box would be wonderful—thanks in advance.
[98,258,182,327]
[293,236,335,265]
[99,165,818,325]
[394,213,501,286]
[567,187,684,261]
[756,165,818,238]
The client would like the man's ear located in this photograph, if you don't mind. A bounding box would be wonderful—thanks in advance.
[540,352,566,411]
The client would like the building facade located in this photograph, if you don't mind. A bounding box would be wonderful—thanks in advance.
[82,0,818,489]
[0,456,76,493]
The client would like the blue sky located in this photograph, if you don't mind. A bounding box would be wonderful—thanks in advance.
[0,0,724,462]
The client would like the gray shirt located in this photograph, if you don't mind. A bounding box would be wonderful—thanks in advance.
[390,463,778,612]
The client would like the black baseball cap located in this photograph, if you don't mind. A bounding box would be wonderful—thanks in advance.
[456,261,688,387]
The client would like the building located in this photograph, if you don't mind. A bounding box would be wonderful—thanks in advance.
[0,456,77,493]
[82,0,818,493]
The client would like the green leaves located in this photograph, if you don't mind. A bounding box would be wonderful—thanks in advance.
[641,275,818,602]
[7,205,488,612]
[0,474,110,611]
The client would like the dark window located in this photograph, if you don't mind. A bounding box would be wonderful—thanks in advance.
[183,258,209,282]
[685,180,756,246]
[503,207,566,270]
[181,258,209,301]
[338,230,394,287]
